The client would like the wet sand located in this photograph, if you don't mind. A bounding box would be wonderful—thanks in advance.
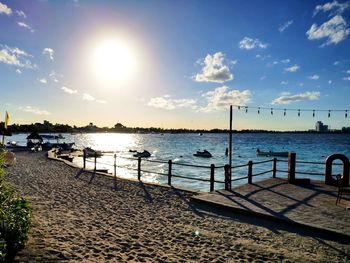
[6,152,350,262]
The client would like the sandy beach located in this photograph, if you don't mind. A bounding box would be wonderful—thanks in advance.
[5,151,350,262]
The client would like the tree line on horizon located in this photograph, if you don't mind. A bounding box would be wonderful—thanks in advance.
[1,121,350,134]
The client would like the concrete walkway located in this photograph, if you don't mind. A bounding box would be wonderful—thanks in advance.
[191,178,350,238]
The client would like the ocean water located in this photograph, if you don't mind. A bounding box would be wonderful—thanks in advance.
[8,133,350,192]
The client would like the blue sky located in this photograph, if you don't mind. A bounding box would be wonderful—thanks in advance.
[0,0,349,130]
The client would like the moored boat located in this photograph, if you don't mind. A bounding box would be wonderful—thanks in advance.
[133,150,151,158]
[256,148,289,157]
[193,150,212,158]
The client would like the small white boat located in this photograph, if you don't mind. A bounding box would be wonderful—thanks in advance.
[193,150,212,158]
[133,150,151,158]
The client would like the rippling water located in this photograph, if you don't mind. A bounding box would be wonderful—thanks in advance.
[9,133,350,191]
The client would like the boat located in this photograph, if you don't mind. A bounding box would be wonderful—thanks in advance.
[256,148,289,157]
[84,147,103,157]
[133,150,151,158]
[193,150,212,158]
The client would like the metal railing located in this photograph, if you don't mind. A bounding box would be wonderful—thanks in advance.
[79,150,276,192]
[75,150,350,192]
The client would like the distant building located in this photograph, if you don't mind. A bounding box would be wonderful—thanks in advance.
[315,121,329,132]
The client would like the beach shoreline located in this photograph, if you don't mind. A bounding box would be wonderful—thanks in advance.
[5,151,350,262]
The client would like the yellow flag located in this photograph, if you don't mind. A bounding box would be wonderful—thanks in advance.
[4,111,9,128]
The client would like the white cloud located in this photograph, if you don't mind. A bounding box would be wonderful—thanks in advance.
[334,60,340,65]
[308,74,320,80]
[15,69,22,74]
[49,70,62,82]
[0,45,35,69]
[38,78,47,84]
[255,54,271,60]
[299,82,304,87]
[82,93,106,103]
[17,21,34,32]
[346,69,350,74]
[279,20,294,32]
[284,64,300,72]
[194,52,233,83]
[16,10,26,18]
[83,93,95,101]
[230,59,238,65]
[314,1,350,16]
[0,2,12,15]
[42,48,54,60]
[239,37,268,50]
[0,49,21,66]
[328,80,332,84]
[281,81,288,85]
[271,91,320,105]
[18,106,50,115]
[148,96,197,110]
[273,61,279,65]
[281,59,290,64]
[306,15,350,46]
[199,86,252,112]
[61,86,77,94]
[343,76,350,80]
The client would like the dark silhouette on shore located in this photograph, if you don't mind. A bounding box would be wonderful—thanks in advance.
[1,121,350,134]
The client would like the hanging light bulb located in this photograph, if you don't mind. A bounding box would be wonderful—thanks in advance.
[258,107,260,114]
[328,110,331,118]
[284,109,286,116]
[298,109,300,117]
[271,108,273,115]
[346,110,348,118]
[312,110,315,117]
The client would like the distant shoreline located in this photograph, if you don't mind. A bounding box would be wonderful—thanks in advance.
[2,121,350,134]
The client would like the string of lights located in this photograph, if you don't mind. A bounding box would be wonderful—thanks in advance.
[232,105,349,118]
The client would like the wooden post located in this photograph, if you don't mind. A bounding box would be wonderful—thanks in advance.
[83,149,86,169]
[229,105,233,183]
[224,164,230,190]
[288,152,296,183]
[137,157,141,180]
[272,158,277,178]
[210,164,215,192]
[114,154,117,189]
[168,160,172,186]
[248,161,253,184]
[94,152,97,174]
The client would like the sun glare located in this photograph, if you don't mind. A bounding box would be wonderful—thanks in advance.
[91,37,137,83]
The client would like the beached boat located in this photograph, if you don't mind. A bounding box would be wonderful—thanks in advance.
[84,147,103,157]
[256,148,289,157]
[193,150,212,158]
[133,150,151,158]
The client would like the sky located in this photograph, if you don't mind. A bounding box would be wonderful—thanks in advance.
[0,0,350,130]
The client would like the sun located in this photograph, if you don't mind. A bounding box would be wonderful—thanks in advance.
[91,37,137,83]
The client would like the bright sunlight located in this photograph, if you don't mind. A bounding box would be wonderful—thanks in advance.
[91,37,137,83]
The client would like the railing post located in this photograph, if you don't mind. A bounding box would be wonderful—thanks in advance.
[138,157,141,180]
[272,158,277,178]
[210,164,215,192]
[224,165,231,190]
[83,149,86,169]
[114,154,117,189]
[288,152,296,183]
[94,152,97,174]
[248,161,253,184]
[168,160,172,186]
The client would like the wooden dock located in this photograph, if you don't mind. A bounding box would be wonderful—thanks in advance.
[191,178,350,238]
